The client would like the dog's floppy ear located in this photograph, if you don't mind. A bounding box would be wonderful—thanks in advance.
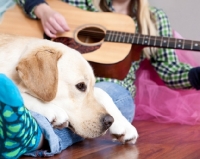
[16,46,62,102]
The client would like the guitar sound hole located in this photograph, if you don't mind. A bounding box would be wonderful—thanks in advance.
[77,27,105,44]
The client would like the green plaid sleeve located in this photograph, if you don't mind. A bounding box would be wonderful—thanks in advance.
[150,7,192,89]
[15,0,98,19]
[64,0,98,11]
[16,0,49,19]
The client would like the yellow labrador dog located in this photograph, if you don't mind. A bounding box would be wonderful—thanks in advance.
[0,33,138,143]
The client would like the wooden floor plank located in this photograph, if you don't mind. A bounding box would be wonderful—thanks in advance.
[21,121,200,159]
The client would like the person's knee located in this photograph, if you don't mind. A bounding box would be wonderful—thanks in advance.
[0,74,23,106]
[95,82,135,122]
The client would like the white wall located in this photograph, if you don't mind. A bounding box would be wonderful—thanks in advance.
[149,0,200,41]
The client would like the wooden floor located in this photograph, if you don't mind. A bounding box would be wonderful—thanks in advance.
[20,120,200,159]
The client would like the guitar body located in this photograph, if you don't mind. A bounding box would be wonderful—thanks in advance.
[0,0,142,80]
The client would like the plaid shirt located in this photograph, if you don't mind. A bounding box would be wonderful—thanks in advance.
[16,0,192,96]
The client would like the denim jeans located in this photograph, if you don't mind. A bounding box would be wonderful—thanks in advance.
[25,82,135,157]
[95,82,135,122]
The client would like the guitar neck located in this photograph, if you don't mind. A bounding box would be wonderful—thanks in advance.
[105,30,200,51]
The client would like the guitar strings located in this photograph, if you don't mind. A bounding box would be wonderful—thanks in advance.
[77,30,198,45]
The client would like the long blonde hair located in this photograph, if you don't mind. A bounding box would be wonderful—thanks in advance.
[92,0,158,58]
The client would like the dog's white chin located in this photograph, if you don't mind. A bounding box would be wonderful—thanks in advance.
[73,128,109,139]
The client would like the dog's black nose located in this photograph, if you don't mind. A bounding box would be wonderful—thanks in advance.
[102,114,114,130]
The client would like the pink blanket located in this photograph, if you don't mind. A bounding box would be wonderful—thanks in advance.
[134,31,200,125]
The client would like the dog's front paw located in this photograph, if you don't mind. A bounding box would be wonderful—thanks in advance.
[41,106,69,129]
[22,93,69,128]
[109,117,138,144]
[50,108,69,129]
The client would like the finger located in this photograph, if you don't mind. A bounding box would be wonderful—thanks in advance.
[55,16,70,31]
[49,18,66,33]
[45,22,58,35]
[60,21,70,31]
[44,28,57,38]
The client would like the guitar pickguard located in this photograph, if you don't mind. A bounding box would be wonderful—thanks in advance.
[53,37,101,54]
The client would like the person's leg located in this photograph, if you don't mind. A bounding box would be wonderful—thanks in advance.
[0,74,43,159]
[52,82,134,154]
[27,111,84,157]
[95,82,135,122]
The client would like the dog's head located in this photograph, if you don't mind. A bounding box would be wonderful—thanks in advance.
[15,39,114,138]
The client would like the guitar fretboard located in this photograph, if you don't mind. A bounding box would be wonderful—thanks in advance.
[105,30,200,51]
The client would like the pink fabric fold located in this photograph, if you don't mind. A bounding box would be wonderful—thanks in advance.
[134,31,200,125]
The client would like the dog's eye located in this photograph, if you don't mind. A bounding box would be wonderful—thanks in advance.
[76,82,87,92]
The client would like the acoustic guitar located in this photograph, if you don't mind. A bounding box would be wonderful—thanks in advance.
[1,0,200,80]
